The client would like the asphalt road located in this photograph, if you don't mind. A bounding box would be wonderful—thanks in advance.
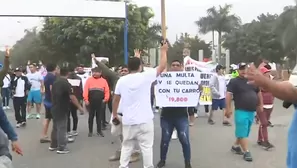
[4,99,294,168]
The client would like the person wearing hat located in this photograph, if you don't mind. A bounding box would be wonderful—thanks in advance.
[209,65,231,125]
[10,68,31,128]
[225,62,263,162]
[83,67,110,137]
[256,67,275,150]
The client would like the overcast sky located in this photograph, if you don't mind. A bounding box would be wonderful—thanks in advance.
[0,0,294,50]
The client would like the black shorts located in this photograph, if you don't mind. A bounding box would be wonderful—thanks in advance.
[44,106,52,119]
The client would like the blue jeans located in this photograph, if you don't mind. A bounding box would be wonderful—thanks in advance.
[1,88,10,107]
[287,109,297,168]
[160,116,191,162]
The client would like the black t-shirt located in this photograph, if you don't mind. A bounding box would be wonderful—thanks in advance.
[44,73,56,103]
[227,77,259,111]
[51,77,73,118]
[161,107,188,118]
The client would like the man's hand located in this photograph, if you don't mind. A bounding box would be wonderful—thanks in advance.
[27,60,30,65]
[134,49,141,58]
[225,109,233,118]
[246,63,267,86]
[160,40,169,52]
[5,46,10,57]
[11,141,23,156]
[85,101,89,106]
[91,53,96,59]
[78,106,84,114]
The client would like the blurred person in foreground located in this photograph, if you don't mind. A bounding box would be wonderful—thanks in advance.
[226,63,263,162]
[245,63,297,168]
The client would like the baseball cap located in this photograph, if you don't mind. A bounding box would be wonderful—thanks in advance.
[238,62,247,69]
[14,67,21,72]
[260,67,270,74]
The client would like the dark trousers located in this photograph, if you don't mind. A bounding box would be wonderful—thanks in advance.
[1,88,10,106]
[204,105,209,113]
[13,97,26,124]
[51,115,68,150]
[258,108,273,142]
[89,100,103,133]
[67,103,78,132]
[102,97,112,124]
[160,116,191,162]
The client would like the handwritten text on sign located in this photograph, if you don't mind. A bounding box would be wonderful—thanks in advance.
[199,73,213,105]
[155,72,200,107]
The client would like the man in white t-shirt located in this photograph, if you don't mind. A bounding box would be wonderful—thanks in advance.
[26,63,44,119]
[209,65,231,125]
[112,41,168,168]
[2,74,11,110]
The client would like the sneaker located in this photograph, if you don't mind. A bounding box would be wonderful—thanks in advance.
[171,130,178,140]
[231,146,244,155]
[156,160,166,168]
[222,121,232,126]
[243,151,253,162]
[208,119,215,125]
[261,141,275,150]
[40,137,51,143]
[67,136,75,143]
[21,122,26,126]
[97,131,104,137]
[6,106,10,110]
[257,141,263,146]
[3,106,7,110]
[36,114,41,119]
[16,123,21,128]
[194,113,198,118]
[88,133,93,137]
[268,121,274,127]
[71,131,78,136]
[109,150,121,161]
[57,148,70,154]
[49,146,57,151]
[26,114,33,119]
[185,162,192,168]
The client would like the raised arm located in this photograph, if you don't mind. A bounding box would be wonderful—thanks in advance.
[155,40,168,77]
[91,54,119,82]
[0,49,10,81]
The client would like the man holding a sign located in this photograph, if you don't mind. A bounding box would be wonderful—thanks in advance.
[155,60,199,168]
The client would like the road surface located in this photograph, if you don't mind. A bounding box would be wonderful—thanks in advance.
[4,99,293,168]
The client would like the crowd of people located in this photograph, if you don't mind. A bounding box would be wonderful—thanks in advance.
[0,41,296,168]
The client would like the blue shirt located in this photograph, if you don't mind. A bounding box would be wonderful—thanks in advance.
[44,73,56,104]
[288,107,297,168]
[0,107,17,141]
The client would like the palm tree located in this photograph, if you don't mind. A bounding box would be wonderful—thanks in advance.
[195,4,241,63]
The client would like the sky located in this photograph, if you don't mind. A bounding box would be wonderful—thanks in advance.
[0,0,295,50]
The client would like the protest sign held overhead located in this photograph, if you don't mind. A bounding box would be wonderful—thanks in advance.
[183,56,215,105]
[155,72,200,107]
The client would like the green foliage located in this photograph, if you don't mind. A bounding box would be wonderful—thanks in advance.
[10,3,161,66]
[168,33,211,62]
[223,13,284,63]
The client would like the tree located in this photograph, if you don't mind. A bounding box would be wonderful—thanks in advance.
[39,3,161,65]
[10,28,53,66]
[223,13,284,64]
[168,33,211,63]
[275,1,297,63]
[195,4,241,63]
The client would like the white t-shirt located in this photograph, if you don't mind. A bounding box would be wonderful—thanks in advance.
[26,72,43,91]
[114,69,157,125]
[77,73,89,89]
[14,77,25,97]
[218,75,226,99]
[2,74,10,88]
